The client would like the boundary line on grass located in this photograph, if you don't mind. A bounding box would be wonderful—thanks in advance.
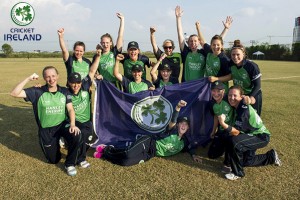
[262,76,300,80]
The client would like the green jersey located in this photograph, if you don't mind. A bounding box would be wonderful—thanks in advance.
[181,45,205,82]
[65,55,91,80]
[230,60,261,95]
[121,54,151,80]
[24,85,71,128]
[231,66,252,94]
[98,52,117,82]
[205,53,221,77]
[234,101,270,135]
[155,134,185,157]
[212,98,234,130]
[72,90,90,123]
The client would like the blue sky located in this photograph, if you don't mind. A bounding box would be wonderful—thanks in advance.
[0,0,299,52]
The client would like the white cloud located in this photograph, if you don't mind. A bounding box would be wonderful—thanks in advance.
[130,20,144,31]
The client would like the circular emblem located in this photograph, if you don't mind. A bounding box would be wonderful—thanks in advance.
[11,2,35,26]
[131,96,173,133]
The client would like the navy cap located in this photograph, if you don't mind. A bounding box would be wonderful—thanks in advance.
[177,116,190,125]
[127,41,139,50]
[68,72,81,83]
[158,63,172,71]
[211,80,225,90]
[131,64,143,72]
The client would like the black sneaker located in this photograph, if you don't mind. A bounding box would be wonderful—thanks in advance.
[221,165,232,174]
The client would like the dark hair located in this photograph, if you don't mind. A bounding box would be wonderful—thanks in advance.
[162,39,175,50]
[73,41,86,51]
[188,34,199,43]
[42,66,58,78]
[231,39,247,57]
[101,33,114,50]
[229,85,244,96]
[211,35,224,51]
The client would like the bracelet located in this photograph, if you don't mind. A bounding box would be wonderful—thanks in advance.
[225,125,232,133]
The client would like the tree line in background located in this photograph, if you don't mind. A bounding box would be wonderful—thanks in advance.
[1,43,300,61]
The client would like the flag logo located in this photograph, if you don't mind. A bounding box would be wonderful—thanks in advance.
[131,95,173,133]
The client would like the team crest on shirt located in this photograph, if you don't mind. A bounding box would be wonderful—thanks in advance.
[60,97,66,104]
[81,92,88,98]
[213,61,219,67]
[224,105,230,112]
[131,96,173,133]
[242,73,248,80]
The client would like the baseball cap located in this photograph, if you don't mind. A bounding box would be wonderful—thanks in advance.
[211,80,225,90]
[68,72,82,83]
[131,64,143,72]
[177,116,190,125]
[127,41,139,50]
[158,63,172,71]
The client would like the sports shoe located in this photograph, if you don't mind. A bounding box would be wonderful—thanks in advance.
[59,137,65,149]
[65,166,77,176]
[225,173,241,180]
[78,161,91,168]
[96,145,105,153]
[93,151,103,159]
[273,149,282,166]
[221,165,232,174]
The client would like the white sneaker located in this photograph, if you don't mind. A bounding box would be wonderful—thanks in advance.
[273,149,282,166]
[225,173,241,180]
[59,138,65,149]
[79,161,91,168]
[65,166,77,176]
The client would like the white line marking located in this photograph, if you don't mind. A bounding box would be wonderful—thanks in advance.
[262,76,300,80]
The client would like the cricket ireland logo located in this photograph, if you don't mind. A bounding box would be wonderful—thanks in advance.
[131,96,173,133]
[11,2,35,26]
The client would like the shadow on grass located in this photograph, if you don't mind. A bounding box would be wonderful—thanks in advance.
[161,144,226,177]
[0,102,67,170]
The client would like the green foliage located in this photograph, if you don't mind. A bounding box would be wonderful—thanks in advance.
[1,44,13,56]
[246,43,292,60]
[292,43,300,61]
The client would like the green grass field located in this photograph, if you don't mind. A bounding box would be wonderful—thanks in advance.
[0,58,299,199]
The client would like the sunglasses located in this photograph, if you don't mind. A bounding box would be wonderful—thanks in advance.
[163,46,173,49]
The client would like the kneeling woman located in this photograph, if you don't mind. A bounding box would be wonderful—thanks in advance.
[94,100,202,165]
[218,85,281,180]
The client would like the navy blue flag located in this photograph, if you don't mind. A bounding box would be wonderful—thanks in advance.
[92,78,213,149]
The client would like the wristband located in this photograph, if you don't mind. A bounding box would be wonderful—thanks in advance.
[225,125,232,133]
[171,110,179,123]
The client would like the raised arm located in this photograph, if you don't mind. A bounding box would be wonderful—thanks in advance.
[113,54,124,82]
[168,100,187,130]
[115,13,124,52]
[195,21,206,47]
[219,16,233,39]
[10,73,39,98]
[150,27,159,54]
[175,6,185,51]
[150,53,166,82]
[57,28,69,62]
[89,46,102,80]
